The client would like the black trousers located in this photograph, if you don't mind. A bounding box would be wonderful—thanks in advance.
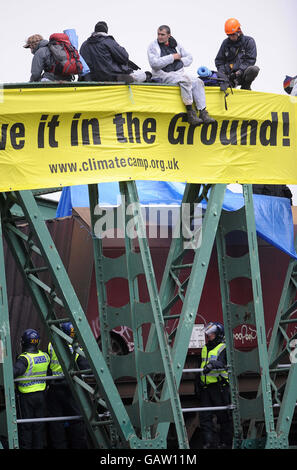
[46,383,88,449]
[17,391,47,449]
[199,382,233,448]
[240,66,260,89]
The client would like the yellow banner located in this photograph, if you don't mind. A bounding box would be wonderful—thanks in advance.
[0,84,296,192]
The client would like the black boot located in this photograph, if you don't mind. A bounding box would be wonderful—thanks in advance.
[186,106,203,126]
[241,66,260,90]
[199,108,215,124]
[202,432,216,449]
[145,71,152,82]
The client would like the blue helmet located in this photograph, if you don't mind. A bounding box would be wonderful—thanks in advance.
[21,329,40,348]
[60,322,75,338]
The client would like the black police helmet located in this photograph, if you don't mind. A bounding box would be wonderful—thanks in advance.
[21,329,40,348]
[60,322,75,338]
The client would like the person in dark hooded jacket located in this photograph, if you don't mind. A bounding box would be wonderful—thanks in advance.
[80,21,150,83]
[215,18,259,90]
[24,34,71,82]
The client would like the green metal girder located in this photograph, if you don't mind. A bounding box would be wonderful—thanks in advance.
[240,229,297,448]
[122,181,189,447]
[216,184,277,448]
[267,237,297,445]
[1,190,169,449]
[88,180,189,448]
[149,183,227,441]
[119,182,151,440]
[268,237,297,368]
[275,362,297,443]
[88,185,112,366]
[0,212,19,449]
[1,180,296,450]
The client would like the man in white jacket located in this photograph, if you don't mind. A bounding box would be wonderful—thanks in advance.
[147,25,215,126]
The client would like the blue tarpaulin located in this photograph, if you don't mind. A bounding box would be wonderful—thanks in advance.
[56,182,297,260]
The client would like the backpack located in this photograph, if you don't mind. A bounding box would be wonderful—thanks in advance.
[198,66,229,87]
[198,66,233,110]
[48,33,83,76]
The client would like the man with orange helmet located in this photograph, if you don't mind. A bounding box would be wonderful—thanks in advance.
[215,18,259,90]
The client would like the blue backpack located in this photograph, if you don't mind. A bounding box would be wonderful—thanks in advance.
[197,66,222,86]
[198,66,233,110]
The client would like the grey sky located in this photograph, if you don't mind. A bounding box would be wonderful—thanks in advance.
[2,0,296,91]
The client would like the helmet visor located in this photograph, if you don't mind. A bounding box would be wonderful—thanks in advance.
[204,323,217,337]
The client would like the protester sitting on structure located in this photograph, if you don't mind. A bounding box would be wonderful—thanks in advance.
[80,21,151,84]
[215,18,259,90]
[147,25,215,126]
[24,34,76,82]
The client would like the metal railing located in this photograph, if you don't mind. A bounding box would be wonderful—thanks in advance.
[14,365,293,423]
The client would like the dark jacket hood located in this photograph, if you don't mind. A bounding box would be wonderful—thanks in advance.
[87,32,115,43]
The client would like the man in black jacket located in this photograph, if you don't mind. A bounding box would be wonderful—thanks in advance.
[215,18,259,90]
[80,21,150,83]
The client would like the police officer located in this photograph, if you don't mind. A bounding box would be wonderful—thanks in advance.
[195,322,233,449]
[46,322,88,449]
[14,329,50,449]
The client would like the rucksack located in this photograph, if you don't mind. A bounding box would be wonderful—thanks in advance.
[48,33,83,76]
[198,66,233,110]
[198,66,231,88]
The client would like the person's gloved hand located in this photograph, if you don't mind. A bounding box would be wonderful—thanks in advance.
[217,71,230,92]
[231,69,243,86]
[203,362,214,374]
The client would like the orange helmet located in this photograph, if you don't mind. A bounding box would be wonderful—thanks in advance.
[225,18,241,35]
